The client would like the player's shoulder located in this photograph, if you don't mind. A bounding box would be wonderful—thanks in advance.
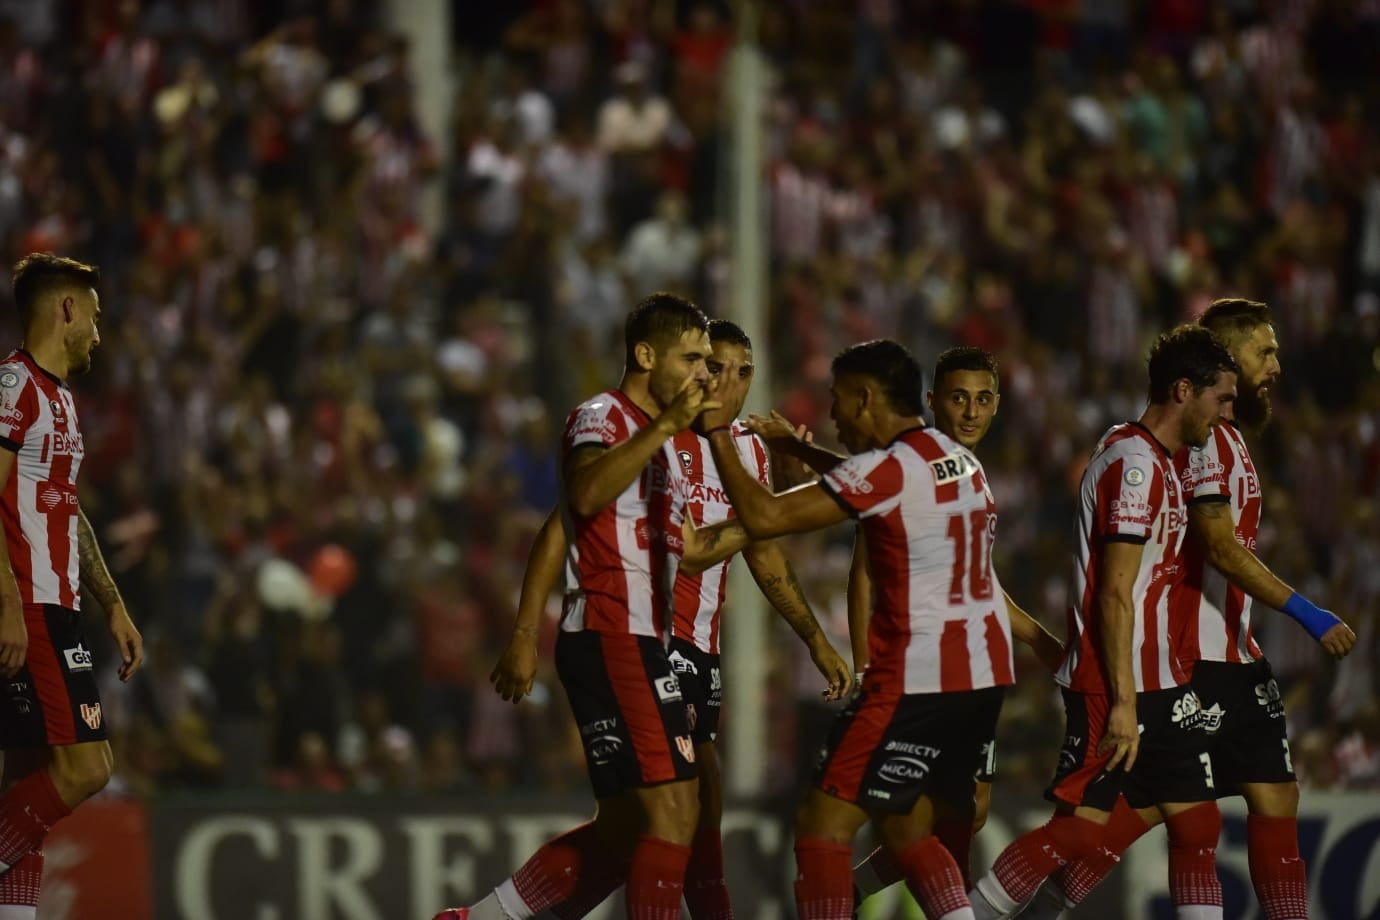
[0,354,39,401]
[1096,423,1163,464]
[565,389,645,437]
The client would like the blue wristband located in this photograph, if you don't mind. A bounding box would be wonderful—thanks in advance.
[1281,592,1341,642]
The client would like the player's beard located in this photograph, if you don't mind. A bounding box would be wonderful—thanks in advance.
[67,340,94,375]
[1234,380,1272,431]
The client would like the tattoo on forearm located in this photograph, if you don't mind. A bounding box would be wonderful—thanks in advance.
[756,561,822,641]
[77,511,122,611]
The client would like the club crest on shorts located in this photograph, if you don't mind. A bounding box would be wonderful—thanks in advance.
[80,702,102,730]
[675,735,696,762]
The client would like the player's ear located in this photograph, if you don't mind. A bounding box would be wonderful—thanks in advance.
[61,297,73,324]
[925,390,935,411]
[991,392,1001,415]
[1174,378,1193,404]
[633,340,656,372]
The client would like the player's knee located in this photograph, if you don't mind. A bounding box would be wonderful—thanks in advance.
[1165,802,1222,852]
[972,783,992,834]
[695,752,723,826]
[1243,781,1299,818]
[644,779,700,845]
[50,741,112,802]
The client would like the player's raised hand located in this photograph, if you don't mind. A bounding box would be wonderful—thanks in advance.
[0,591,25,679]
[699,358,748,431]
[1320,620,1357,659]
[660,377,722,433]
[1099,698,1140,773]
[747,410,807,448]
[490,633,539,703]
[810,640,854,701]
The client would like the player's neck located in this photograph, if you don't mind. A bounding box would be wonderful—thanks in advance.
[616,374,659,420]
[1136,405,1182,456]
[20,338,68,382]
[875,415,926,447]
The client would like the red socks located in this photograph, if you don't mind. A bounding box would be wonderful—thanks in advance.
[0,772,68,870]
[626,835,690,920]
[684,823,733,920]
[1166,803,1223,910]
[794,837,853,920]
[509,822,602,912]
[1051,796,1152,905]
[989,815,1103,906]
[1248,815,1309,920]
[896,836,971,919]
[932,814,975,888]
[0,849,42,907]
[548,852,626,919]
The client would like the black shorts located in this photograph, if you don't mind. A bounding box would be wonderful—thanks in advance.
[0,604,108,748]
[667,638,721,746]
[556,630,697,799]
[1047,686,1216,811]
[814,685,1005,815]
[977,738,997,784]
[1191,658,1294,793]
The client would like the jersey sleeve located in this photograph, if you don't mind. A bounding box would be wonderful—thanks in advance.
[1178,427,1231,504]
[737,430,772,488]
[1098,441,1162,543]
[821,448,904,520]
[561,398,630,456]
[0,376,38,453]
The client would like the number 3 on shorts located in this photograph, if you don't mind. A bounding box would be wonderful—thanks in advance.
[1198,752,1215,790]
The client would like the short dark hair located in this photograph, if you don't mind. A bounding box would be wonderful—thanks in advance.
[707,318,751,349]
[1197,298,1273,349]
[624,292,709,365]
[932,346,999,392]
[832,339,925,415]
[1146,324,1239,403]
[12,253,100,326]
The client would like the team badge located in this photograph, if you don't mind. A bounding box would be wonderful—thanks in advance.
[678,450,694,469]
[1124,467,1145,486]
[0,373,16,388]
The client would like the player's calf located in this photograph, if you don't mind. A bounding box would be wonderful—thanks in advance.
[1164,802,1223,919]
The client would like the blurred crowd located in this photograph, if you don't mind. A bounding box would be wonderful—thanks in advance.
[0,0,1377,799]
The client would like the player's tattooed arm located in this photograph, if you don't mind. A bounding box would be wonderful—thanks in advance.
[1189,498,1356,656]
[680,518,751,576]
[1190,498,1298,611]
[744,541,852,699]
[79,506,144,682]
[76,508,124,612]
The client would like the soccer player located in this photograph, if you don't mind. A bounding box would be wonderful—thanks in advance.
[437,293,720,920]
[1020,300,1356,920]
[841,347,1065,900]
[0,254,143,920]
[965,325,1239,920]
[702,338,1015,920]
[477,318,852,920]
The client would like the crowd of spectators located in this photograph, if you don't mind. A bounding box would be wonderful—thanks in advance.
[0,0,1377,799]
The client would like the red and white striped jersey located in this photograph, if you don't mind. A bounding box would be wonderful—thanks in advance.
[671,422,771,654]
[1173,422,1265,665]
[558,389,687,641]
[0,351,83,609]
[1058,423,1188,695]
[821,426,1014,695]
